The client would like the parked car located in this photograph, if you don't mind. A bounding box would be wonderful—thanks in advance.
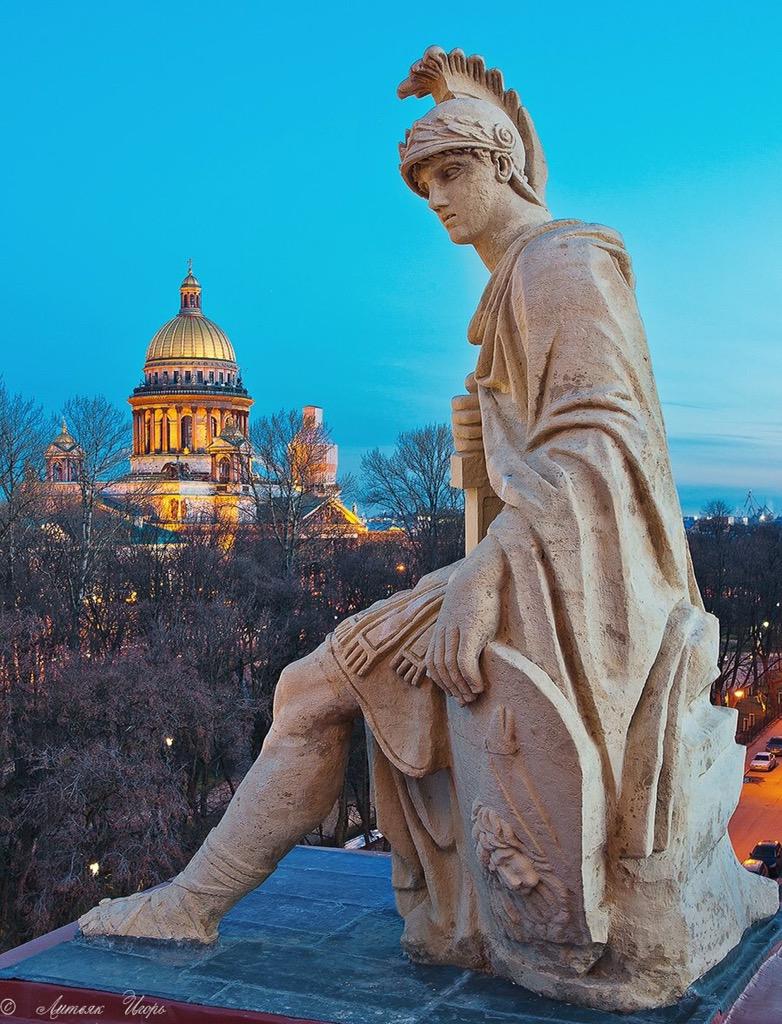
[742,858,770,877]
[766,736,782,756]
[750,751,777,772]
[749,841,782,878]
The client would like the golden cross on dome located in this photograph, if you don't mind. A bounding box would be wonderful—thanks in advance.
[186,257,193,275]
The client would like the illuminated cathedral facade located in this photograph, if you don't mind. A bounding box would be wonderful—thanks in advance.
[87,266,255,527]
[42,266,364,538]
[114,266,255,527]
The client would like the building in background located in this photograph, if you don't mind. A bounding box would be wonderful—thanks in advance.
[41,266,365,539]
[105,265,255,528]
[300,405,339,493]
[44,421,84,487]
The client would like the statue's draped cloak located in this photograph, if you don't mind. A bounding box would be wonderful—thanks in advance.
[330,219,703,958]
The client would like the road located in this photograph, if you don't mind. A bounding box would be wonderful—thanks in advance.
[729,718,782,862]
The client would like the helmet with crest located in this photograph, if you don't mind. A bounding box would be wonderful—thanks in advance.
[398,47,548,208]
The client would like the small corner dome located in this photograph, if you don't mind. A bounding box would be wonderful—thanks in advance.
[45,420,84,457]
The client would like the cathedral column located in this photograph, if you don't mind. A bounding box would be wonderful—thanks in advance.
[168,408,179,452]
[195,407,207,450]
[154,409,164,452]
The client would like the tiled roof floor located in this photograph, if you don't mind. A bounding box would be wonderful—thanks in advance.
[2,846,782,1024]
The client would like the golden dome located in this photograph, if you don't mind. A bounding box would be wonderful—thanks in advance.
[144,267,237,366]
[145,314,236,365]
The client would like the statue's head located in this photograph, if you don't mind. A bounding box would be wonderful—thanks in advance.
[398,48,548,244]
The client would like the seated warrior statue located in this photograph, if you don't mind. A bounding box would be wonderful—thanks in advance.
[80,47,776,1011]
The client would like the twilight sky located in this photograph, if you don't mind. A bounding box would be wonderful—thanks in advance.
[1,1,780,514]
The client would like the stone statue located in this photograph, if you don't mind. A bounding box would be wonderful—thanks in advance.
[79,47,777,1011]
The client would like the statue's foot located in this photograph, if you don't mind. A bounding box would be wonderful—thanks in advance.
[78,882,218,944]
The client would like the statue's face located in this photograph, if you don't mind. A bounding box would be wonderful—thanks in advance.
[414,150,509,245]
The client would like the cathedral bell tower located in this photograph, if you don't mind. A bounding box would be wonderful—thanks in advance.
[44,421,84,484]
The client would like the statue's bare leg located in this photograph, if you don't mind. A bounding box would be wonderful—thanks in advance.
[79,647,360,942]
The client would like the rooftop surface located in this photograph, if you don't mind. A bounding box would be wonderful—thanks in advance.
[1,846,781,1024]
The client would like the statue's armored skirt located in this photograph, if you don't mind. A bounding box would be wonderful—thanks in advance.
[324,220,774,1011]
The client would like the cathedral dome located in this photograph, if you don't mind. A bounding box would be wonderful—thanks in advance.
[145,314,236,365]
[144,266,237,367]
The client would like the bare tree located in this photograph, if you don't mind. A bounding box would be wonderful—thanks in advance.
[247,408,338,572]
[362,423,463,574]
[0,380,49,596]
[57,396,131,647]
[690,501,782,709]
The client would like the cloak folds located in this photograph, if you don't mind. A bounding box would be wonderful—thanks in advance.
[330,219,712,970]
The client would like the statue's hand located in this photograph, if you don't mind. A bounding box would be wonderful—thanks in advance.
[451,379,483,455]
[424,536,504,705]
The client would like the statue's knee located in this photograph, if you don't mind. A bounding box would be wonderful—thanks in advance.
[272,646,356,727]
[273,661,310,717]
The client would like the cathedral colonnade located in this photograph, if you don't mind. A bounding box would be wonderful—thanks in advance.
[131,406,250,456]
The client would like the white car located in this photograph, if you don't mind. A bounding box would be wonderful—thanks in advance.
[750,751,777,772]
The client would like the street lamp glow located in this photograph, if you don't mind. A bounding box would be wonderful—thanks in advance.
[763,621,770,629]
[89,861,100,877]
[164,736,174,748]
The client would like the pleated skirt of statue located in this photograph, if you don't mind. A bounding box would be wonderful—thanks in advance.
[326,562,487,970]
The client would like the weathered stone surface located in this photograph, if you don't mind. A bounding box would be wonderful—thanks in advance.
[79,45,778,1011]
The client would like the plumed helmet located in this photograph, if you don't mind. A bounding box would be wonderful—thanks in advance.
[398,47,547,208]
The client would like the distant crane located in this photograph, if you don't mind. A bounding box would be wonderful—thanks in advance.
[742,490,774,523]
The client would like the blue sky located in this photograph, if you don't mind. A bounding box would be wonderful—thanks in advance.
[1,1,780,514]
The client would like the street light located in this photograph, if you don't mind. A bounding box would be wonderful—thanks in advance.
[89,861,100,877]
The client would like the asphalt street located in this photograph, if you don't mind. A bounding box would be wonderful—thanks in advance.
[729,717,782,863]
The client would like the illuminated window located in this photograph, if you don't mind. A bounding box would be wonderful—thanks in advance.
[181,415,193,450]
